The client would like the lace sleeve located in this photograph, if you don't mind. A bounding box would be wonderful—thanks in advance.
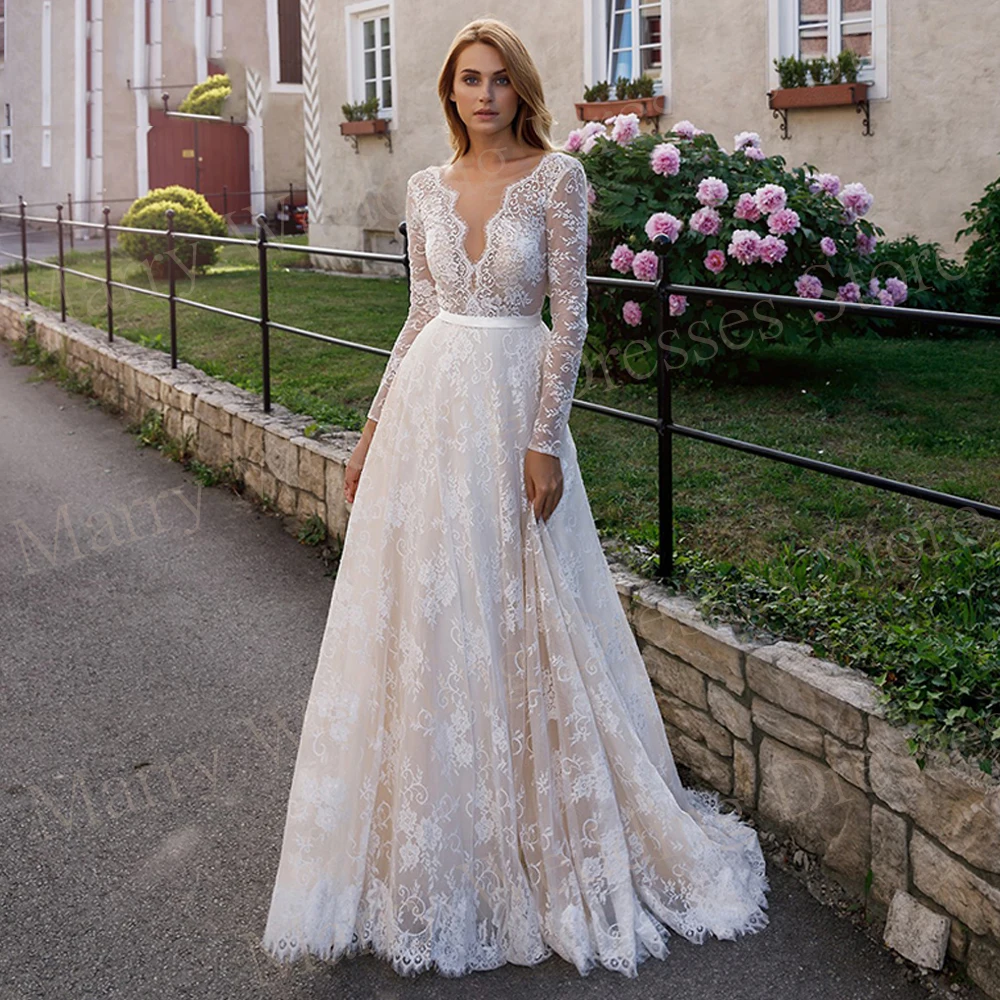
[367,172,440,423]
[528,156,589,457]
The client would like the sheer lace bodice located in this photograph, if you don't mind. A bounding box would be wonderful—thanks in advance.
[367,150,589,456]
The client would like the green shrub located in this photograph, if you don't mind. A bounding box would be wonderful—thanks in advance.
[178,73,231,116]
[956,152,1000,316]
[119,185,227,277]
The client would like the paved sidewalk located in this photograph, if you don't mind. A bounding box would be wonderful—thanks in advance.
[0,338,977,1000]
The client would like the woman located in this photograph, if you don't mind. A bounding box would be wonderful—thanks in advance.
[262,17,770,979]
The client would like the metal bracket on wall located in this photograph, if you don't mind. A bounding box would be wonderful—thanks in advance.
[342,131,393,155]
[856,98,872,136]
[772,106,790,141]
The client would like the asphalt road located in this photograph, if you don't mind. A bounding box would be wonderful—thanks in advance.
[0,334,966,1000]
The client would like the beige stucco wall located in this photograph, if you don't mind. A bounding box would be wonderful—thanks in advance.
[663,0,1000,259]
[315,1,1000,264]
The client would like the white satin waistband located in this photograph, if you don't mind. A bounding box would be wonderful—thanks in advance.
[436,309,543,329]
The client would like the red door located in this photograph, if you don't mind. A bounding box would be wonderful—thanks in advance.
[147,108,252,224]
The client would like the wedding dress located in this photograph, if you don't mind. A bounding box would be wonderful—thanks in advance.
[261,149,770,978]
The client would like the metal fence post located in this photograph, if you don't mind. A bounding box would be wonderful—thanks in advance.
[653,233,674,580]
[56,204,67,322]
[67,192,75,251]
[257,213,271,412]
[103,206,114,342]
[166,208,178,368]
[19,195,29,306]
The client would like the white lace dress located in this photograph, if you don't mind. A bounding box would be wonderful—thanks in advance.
[261,149,770,978]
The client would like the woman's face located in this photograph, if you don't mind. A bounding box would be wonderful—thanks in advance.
[449,41,521,142]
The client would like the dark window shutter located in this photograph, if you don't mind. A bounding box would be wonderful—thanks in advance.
[277,0,302,83]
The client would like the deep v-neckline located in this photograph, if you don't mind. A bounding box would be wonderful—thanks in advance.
[432,153,553,270]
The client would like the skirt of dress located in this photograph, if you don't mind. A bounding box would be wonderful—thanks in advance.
[260,308,770,979]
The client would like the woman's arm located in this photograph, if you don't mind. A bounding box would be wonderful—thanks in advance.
[367,171,441,424]
[527,156,589,457]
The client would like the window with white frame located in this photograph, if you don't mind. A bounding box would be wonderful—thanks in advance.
[267,0,303,90]
[346,3,393,117]
[606,0,664,91]
[770,0,887,99]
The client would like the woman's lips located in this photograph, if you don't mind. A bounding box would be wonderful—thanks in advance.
[475,111,497,117]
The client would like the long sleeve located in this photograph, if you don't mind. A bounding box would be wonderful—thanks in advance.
[527,156,589,457]
[367,172,440,423]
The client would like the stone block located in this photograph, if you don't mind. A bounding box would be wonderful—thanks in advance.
[883,890,950,970]
[747,641,875,745]
[824,734,868,791]
[870,804,909,905]
[752,697,825,756]
[643,644,708,709]
[969,935,1000,1000]
[655,693,732,757]
[295,439,327,500]
[707,682,752,741]
[758,736,870,878]
[910,830,1000,940]
[733,739,757,806]
[633,594,748,695]
[263,429,299,487]
[194,392,233,435]
[663,722,732,795]
[869,717,1000,875]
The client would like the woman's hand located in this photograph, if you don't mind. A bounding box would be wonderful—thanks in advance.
[524,449,563,522]
[344,419,378,504]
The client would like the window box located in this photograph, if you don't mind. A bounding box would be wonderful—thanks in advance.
[767,80,872,139]
[339,117,390,136]
[768,80,870,110]
[574,94,666,123]
[339,116,392,154]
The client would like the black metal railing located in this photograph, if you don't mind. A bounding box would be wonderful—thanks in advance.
[1,200,998,578]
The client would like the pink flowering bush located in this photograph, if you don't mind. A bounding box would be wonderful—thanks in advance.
[563,117,899,378]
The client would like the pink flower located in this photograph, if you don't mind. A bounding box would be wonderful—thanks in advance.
[669,294,688,317]
[877,289,895,307]
[644,211,684,243]
[744,146,766,161]
[631,249,659,282]
[690,206,722,236]
[610,243,635,274]
[650,142,682,176]
[586,183,597,206]
[564,130,584,153]
[697,176,729,207]
[758,235,788,265]
[885,277,908,304]
[754,183,787,215]
[734,131,761,150]
[807,172,842,197]
[813,311,826,323]
[728,229,762,265]
[856,230,877,256]
[734,193,762,222]
[622,300,643,327]
[795,274,824,299]
[820,236,838,256]
[868,277,881,297]
[579,121,608,153]
[768,208,800,236]
[704,248,727,274]
[836,281,861,303]
[611,112,641,145]
[839,182,874,217]
[672,119,702,139]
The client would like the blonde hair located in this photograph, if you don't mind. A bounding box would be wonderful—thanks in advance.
[437,19,558,165]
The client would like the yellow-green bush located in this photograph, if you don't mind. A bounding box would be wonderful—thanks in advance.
[177,73,232,116]
[119,186,227,278]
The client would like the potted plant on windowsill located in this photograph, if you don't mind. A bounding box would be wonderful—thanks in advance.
[575,74,666,123]
[768,51,870,109]
[339,95,390,135]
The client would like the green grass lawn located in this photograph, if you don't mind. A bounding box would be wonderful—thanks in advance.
[7,239,999,766]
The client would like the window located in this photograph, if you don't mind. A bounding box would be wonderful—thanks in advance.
[1,130,11,164]
[606,0,663,88]
[0,0,6,62]
[267,0,303,90]
[345,2,394,117]
[277,0,301,83]
[770,0,887,99]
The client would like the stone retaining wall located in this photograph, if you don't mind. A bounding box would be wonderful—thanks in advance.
[4,293,998,997]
